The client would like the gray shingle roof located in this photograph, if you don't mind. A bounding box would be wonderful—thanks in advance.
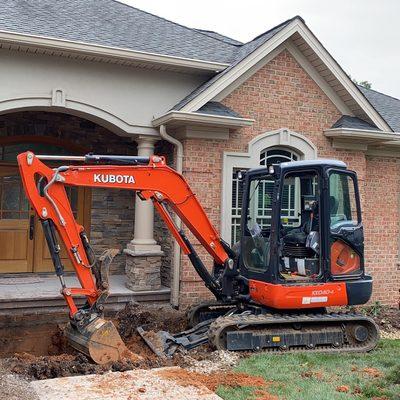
[358,86,400,132]
[195,30,243,46]
[331,115,378,131]
[173,17,298,110]
[195,102,242,118]
[0,0,240,63]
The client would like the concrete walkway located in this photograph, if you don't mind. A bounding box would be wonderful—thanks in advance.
[30,367,222,400]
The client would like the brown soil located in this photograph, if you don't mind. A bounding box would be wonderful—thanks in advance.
[362,367,383,378]
[156,367,268,392]
[369,307,400,330]
[336,385,350,393]
[3,302,210,380]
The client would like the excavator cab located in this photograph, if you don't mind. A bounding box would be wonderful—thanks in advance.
[239,159,372,307]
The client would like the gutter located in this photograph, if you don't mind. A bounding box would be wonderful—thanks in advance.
[324,127,400,143]
[0,30,229,73]
[159,125,183,308]
[152,110,254,128]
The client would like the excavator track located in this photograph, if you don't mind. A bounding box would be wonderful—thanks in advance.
[186,300,238,327]
[208,311,379,354]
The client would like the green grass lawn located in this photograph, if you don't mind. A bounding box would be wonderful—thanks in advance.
[217,340,400,400]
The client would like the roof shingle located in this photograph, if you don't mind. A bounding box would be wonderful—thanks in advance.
[0,0,239,63]
[358,85,400,132]
[195,102,242,118]
[331,115,378,131]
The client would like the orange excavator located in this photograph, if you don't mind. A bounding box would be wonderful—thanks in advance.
[17,151,379,364]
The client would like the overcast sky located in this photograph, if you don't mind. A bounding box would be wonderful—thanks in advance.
[120,0,400,99]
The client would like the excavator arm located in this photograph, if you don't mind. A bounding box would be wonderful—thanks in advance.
[17,152,232,316]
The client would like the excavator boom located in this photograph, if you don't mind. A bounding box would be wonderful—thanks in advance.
[17,151,231,363]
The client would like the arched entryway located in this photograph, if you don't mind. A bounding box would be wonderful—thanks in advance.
[0,110,138,274]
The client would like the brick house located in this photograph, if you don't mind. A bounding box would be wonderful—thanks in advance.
[0,1,398,313]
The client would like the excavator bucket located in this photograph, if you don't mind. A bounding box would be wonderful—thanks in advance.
[65,318,128,364]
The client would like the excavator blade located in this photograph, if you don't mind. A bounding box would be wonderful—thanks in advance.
[137,320,212,358]
[65,318,127,364]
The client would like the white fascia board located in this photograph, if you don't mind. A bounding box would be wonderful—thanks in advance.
[296,24,392,132]
[180,19,301,112]
[324,128,400,142]
[0,30,230,72]
[152,110,254,128]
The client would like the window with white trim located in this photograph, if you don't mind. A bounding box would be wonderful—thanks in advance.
[231,147,299,245]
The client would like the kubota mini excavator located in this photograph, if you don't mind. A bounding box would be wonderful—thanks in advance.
[17,151,379,363]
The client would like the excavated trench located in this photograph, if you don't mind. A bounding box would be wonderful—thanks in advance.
[0,303,203,380]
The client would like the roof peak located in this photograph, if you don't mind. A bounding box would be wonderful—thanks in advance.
[249,15,304,42]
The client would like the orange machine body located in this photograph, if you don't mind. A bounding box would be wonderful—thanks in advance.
[249,280,348,309]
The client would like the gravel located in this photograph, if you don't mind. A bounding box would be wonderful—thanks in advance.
[0,362,38,400]
[184,350,241,374]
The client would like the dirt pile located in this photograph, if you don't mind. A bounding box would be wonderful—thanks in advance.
[361,306,400,339]
[116,301,187,339]
[156,367,268,392]
[4,303,239,381]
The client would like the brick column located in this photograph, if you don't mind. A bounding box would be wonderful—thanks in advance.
[124,136,163,291]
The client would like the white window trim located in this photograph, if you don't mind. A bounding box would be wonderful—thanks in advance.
[221,128,317,243]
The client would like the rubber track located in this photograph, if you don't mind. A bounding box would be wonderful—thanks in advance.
[186,300,237,327]
[208,312,380,354]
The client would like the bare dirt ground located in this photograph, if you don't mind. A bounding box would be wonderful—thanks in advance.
[1,302,241,381]
[355,305,400,339]
[0,302,398,399]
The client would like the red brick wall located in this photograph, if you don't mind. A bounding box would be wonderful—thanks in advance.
[179,50,398,307]
[364,157,400,305]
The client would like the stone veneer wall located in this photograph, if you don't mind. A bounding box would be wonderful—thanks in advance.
[179,50,399,307]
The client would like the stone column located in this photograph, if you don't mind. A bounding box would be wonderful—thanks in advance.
[124,136,163,291]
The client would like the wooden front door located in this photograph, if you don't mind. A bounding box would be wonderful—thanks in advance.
[0,165,91,274]
[0,166,34,272]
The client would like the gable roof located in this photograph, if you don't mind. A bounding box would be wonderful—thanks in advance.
[0,0,239,64]
[358,86,400,132]
[171,17,393,133]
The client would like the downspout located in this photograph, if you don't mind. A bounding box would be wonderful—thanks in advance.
[159,124,183,308]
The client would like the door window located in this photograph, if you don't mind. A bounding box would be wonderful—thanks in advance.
[329,171,362,276]
[231,148,299,246]
[329,172,360,229]
[0,174,30,219]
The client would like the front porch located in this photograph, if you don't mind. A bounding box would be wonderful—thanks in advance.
[0,274,170,317]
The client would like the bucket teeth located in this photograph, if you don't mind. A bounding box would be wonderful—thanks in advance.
[65,318,127,364]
